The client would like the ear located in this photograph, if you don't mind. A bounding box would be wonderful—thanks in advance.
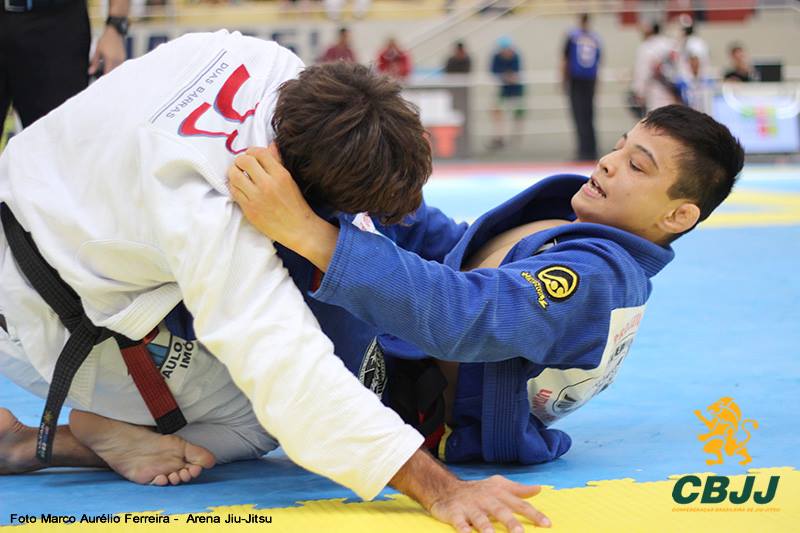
[660,202,701,236]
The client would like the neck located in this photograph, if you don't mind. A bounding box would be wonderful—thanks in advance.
[572,219,668,245]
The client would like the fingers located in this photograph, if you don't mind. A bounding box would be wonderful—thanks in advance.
[233,154,267,189]
[489,502,524,533]
[507,480,542,499]
[451,515,472,533]
[88,51,100,75]
[227,164,257,203]
[491,477,549,528]
[244,146,291,184]
[466,507,494,533]
[500,493,551,528]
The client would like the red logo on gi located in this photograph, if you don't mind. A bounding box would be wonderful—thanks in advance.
[179,64,257,154]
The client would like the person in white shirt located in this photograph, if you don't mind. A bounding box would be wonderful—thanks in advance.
[680,24,710,79]
[631,22,681,112]
[0,31,550,531]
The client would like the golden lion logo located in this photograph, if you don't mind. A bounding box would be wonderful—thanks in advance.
[694,397,758,466]
[535,266,579,301]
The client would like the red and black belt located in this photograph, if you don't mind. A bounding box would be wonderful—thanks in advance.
[1,203,186,463]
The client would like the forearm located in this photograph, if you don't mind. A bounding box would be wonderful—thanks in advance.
[295,216,339,272]
[107,0,129,17]
[155,188,423,499]
[313,222,553,363]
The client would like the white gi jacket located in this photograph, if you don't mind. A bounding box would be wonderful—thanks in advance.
[0,30,422,500]
[632,34,679,112]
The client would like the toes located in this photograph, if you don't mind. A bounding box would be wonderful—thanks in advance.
[186,464,203,479]
[168,472,181,485]
[178,468,192,483]
[151,474,169,486]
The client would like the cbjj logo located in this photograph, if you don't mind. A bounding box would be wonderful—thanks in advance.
[672,397,780,506]
[672,475,779,505]
[695,397,758,466]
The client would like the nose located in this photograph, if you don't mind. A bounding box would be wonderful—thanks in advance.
[597,151,616,178]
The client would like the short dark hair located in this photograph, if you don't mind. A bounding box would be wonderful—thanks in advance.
[642,105,744,230]
[272,62,432,224]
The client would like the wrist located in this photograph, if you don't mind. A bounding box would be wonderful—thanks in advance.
[297,216,339,273]
[389,449,461,511]
[105,16,129,37]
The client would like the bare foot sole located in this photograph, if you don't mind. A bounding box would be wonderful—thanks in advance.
[0,407,42,474]
[69,410,215,485]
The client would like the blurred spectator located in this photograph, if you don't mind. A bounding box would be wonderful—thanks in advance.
[1,0,128,129]
[489,37,525,150]
[376,38,411,81]
[324,0,370,20]
[318,27,357,64]
[632,22,681,112]
[444,41,472,74]
[562,13,601,161]
[680,52,714,113]
[724,43,757,82]
[679,16,710,79]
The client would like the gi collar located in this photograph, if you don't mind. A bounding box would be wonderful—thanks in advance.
[444,174,675,279]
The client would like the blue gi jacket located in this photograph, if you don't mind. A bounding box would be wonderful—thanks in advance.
[310,174,675,463]
[273,204,468,378]
[168,174,673,464]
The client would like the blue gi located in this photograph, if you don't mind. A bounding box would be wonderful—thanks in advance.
[307,174,675,464]
[171,174,674,464]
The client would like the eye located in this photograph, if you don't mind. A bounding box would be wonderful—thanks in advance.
[629,160,642,172]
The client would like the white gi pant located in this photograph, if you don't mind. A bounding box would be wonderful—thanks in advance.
[0,311,276,465]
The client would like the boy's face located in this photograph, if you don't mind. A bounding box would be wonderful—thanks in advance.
[571,121,694,244]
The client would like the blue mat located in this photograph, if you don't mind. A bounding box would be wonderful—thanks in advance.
[1,164,798,523]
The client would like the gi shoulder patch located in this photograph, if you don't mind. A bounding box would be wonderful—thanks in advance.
[358,338,387,399]
[536,265,580,301]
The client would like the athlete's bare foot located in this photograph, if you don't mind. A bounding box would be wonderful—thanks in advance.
[69,410,215,486]
[0,408,41,474]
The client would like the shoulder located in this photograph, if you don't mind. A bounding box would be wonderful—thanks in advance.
[541,237,645,279]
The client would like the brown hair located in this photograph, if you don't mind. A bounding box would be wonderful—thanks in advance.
[272,62,432,224]
[642,105,743,227]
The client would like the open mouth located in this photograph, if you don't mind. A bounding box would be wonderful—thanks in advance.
[588,177,606,198]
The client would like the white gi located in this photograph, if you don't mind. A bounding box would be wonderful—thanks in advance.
[632,33,679,112]
[0,30,422,499]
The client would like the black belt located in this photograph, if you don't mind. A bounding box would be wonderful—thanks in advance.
[0,203,186,463]
[3,0,73,13]
[389,358,447,442]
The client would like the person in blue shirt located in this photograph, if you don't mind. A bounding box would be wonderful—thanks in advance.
[489,37,525,150]
[229,105,744,466]
[562,13,602,161]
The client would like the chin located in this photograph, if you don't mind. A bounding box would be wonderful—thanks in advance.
[571,194,594,222]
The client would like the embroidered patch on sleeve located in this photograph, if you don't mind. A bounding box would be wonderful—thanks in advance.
[521,271,549,309]
[536,265,580,301]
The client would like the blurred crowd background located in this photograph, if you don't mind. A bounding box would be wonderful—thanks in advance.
[3,0,799,161]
